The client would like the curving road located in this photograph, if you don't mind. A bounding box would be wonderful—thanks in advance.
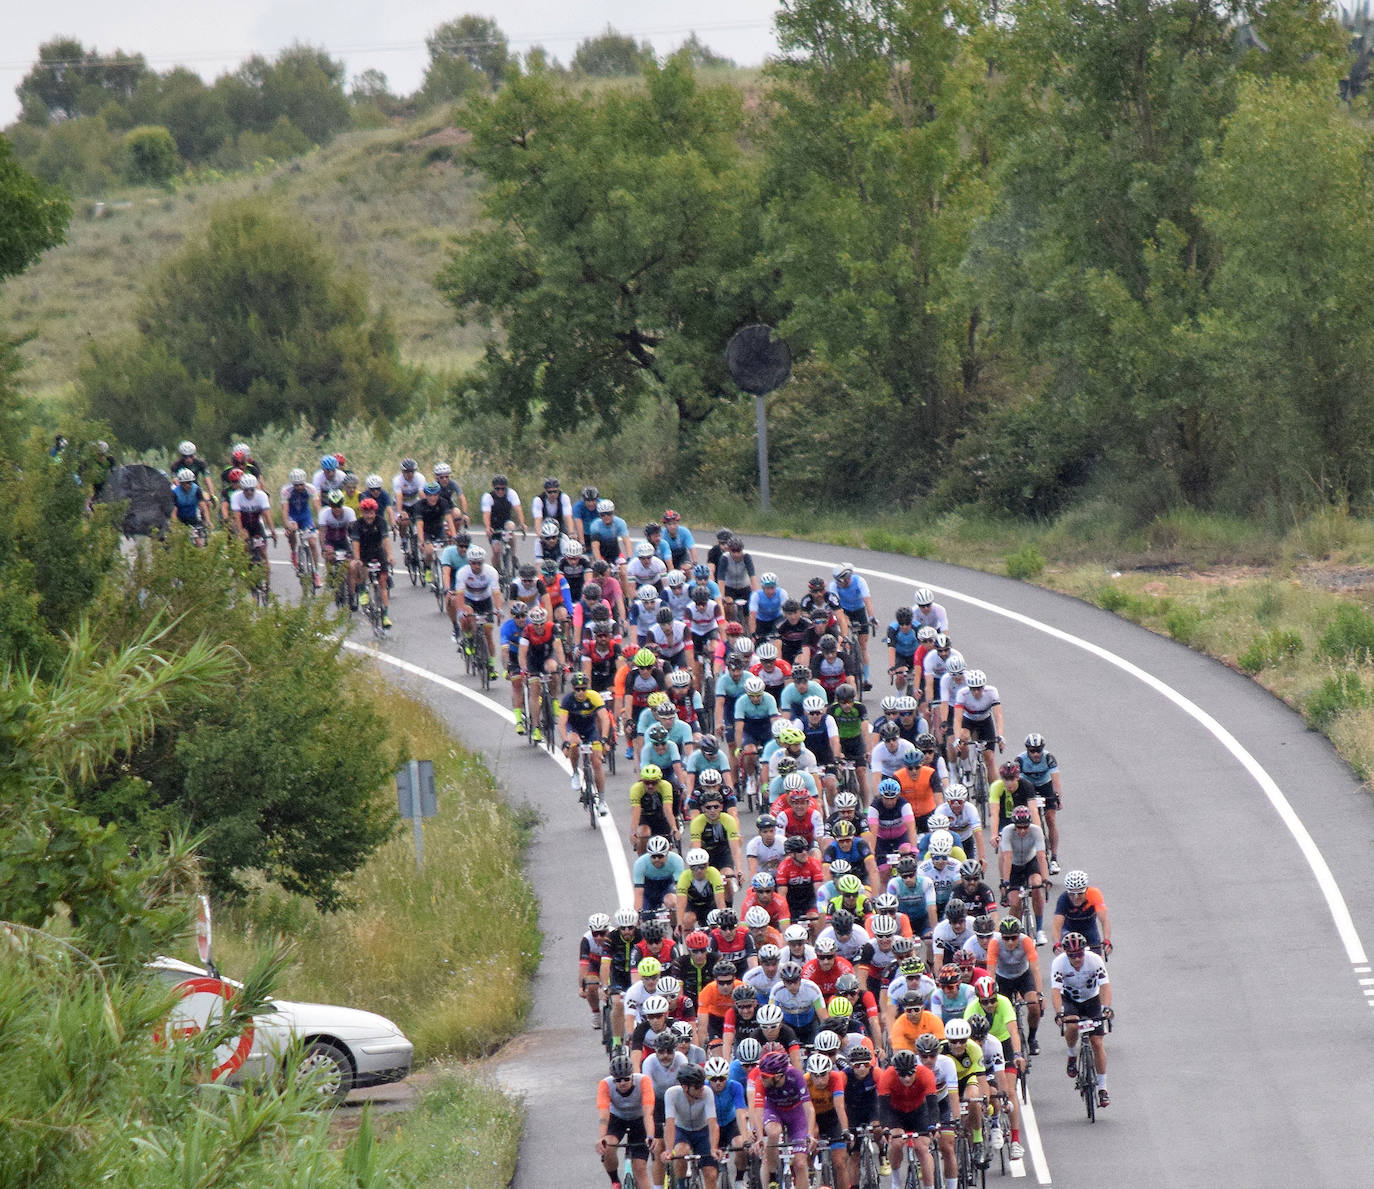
[295,534,1374,1188]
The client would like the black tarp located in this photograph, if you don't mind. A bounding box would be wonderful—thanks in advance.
[96,463,175,537]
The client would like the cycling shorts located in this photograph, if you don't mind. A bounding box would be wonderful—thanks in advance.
[674,1127,717,1170]
[965,717,998,747]
[461,595,494,616]
[816,1110,846,1149]
[762,1100,810,1140]
[739,718,774,748]
[724,585,753,604]
[847,608,870,635]
[839,735,866,763]
[1062,995,1103,1021]
[639,879,674,911]
[1030,782,1059,810]
[605,1114,649,1162]
[996,969,1037,1000]
[1008,860,1040,887]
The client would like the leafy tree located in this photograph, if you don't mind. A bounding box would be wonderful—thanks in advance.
[0,135,70,281]
[146,67,235,161]
[82,197,415,449]
[678,34,735,69]
[212,45,350,145]
[123,125,179,185]
[423,14,511,101]
[438,56,771,434]
[16,38,149,124]
[571,27,657,76]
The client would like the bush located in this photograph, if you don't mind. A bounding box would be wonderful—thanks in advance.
[1164,603,1202,644]
[1005,544,1046,580]
[123,124,179,185]
[1317,602,1374,663]
[1306,671,1374,730]
[1239,628,1304,673]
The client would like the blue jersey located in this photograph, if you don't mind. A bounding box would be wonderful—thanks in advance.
[588,516,629,559]
[283,485,315,529]
[827,574,872,613]
[171,483,203,523]
[781,681,828,717]
[735,692,779,721]
[664,526,696,566]
[750,587,785,622]
[886,622,919,656]
[634,850,685,889]
[572,498,599,539]
[1016,750,1059,788]
[711,1077,746,1128]
[499,617,523,662]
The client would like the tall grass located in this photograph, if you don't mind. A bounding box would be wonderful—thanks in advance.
[212,681,541,1062]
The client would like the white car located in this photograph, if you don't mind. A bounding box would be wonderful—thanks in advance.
[150,957,413,1103]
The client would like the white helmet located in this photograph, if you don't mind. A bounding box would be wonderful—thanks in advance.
[588,912,611,932]
[965,668,987,688]
[668,668,692,688]
[743,675,765,694]
[802,695,827,713]
[596,498,615,513]
[806,1052,833,1076]
[613,908,638,928]
[540,520,560,538]
[944,783,968,803]
[833,791,859,812]
[664,570,684,587]
[175,468,195,482]
[704,1055,731,1078]
[466,545,486,562]
[755,641,779,661]
[563,539,584,557]
[238,473,259,491]
[783,924,809,943]
[917,625,937,643]
[686,848,711,867]
[782,773,806,792]
[635,541,654,557]
[945,1018,972,1041]
[813,1030,841,1054]
[760,571,779,586]
[288,468,307,484]
[1064,870,1090,893]
[832,562,854,578]
[642,995,670,1016]
[927,812,952,832]
[733,637,755,656]
[913,586,934,606]
[928,830,954,857]
[647,835,672,855]
[869,914,898,937]
[177,440,196,456]
[637,585,658,603]
[744,906,771,928]
[757,1004,784,1027]
[945,656,966,676]
[365,473,384,489]
[434,462,452,477]
[657,976,681,997]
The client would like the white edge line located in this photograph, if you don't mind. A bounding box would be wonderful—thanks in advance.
[752,548,1369,968]
[341,640,635,907]
[1018,1089,1053,1186]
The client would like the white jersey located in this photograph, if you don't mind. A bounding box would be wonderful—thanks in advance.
[1051,951,1109,1004]
[747,834,787,872]
[626,555,667,587]
[911,599,949,632]
[931,1052,959,1100]
[311,468,345,493]
[938,670,967,706]
[930,918,975,957]
[870,741,917,778]
[814,924,869,964]
[743,964,780,999]
[926,648,965,701]
[769,977,825,1015]
[532,491,572,524]
[688,600,722,634]
[886,970,935,1008]
[229,490,271,516]
[943,802,982,843]
[979,1034,1006,1075]
[955,686,1000,722]
[393,471,427,504]
[454,563,500,601]
[623,979,659,1026]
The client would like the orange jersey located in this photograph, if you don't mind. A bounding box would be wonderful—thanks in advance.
[890,1009,946,1052]
[697,980,738,1021]
[806,1069,846,1115]
[896,765,938,817]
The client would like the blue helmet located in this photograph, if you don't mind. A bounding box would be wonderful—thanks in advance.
[878,778,901,797]
[320,455,338,472]
[424,481,441,494]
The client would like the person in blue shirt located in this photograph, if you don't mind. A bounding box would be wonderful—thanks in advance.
[643,522,674,565]
[705,1056,749,1179]
[748,574,789,641]
[690,563,721,601]
[885,607,921,695]
[587,498,630,583]
[827,562,877,689]
[662,510,697,568]
[170,468,211,530]
[498,602,530,726]
[572,485,601,543]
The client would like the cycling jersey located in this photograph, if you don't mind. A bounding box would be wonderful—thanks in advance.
[870,740,917,778]
[746,833,787,873]
[917,859,961,909]
[649,619,691,662]
[351,516,387,561]
[171,482,204,523]
[805,1069,846,1116]
[599,1072,654,1121]
[715,551,755,591]
[560,690,605,734]
[769,977,825,1030]
[393,470,428,505]
[587,516,629,561]
[826,574,871,613]
[309,466,342,493]
[776,854,823,917]
[1051,951,1109,1004]
[930,982,976,1023]
[887,873,937,927]
[450,562,499,601]
[413,497,450,540]
[1053,887,1107,945]
[676,865,726,903]
[964,993,1017,1043]
[947,1040,985,1087]
[761,1064,809,1111]
[626,555,667,589]
[748,586,787,624]
[230,490,271,536]
[954,685,1000,722]
[1016,749,1060,788]
[630,779,675,821]
[318,506,355,552]
[690,812,740,869]
[532,490,573,532]
[481,487,520,531]
[999,822,1045,868]
[279,482,318,530]
[633,851,685,903]
[885,622,919,657]
[521,621,558,668]
[800,713,839,765]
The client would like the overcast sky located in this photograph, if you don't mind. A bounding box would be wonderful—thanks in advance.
[1,2,783,127]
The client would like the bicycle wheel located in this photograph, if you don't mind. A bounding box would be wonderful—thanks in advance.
[857,1134,879,1189]
[474,621,491,691]
[744,768,759,813]
[1079,1040,1097,1123]
[600,998,613,1055]
[582,759,598,828]
[818,1147,835,1189]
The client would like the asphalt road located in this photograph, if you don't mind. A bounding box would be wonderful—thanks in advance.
[277,533,1374,1188]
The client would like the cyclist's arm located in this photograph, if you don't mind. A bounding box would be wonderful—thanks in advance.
[518,637,530,671]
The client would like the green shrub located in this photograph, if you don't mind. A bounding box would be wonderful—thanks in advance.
[1005,544,1046,581]
[1164,603,1202,644]
[864,528,934,557]
[1094,584,1131,614]
[1306,671,1374,730]
[1239,628,1304,673]
[123,125,179,185]
[1317,602,1374,663]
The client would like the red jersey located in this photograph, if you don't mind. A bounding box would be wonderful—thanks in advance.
[742,889,791,929]
[710,925,751,963]
[776,855,824,912]
[802,955,855,999]
[877,1063,938,1113]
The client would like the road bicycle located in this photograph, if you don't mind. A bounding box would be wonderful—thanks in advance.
[887,1128,933,1189]
[292,529,319,597]
[573,742,602,827]
[671,1148,706,1189]
[360,562,388,639]
[399,520,422,586]
[496,521,520,598]
[247,533,272,606]
[428,542,448,611]
[1011,993,1039,1102]
[1063,1013,1111,1122]
[328,548,354,611]
[459,610,496,690]
[832,758,860,807]
[851,1122,884,1189]
[987,1088,1013,1176]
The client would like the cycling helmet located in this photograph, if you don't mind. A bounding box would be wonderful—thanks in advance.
[400,458,418,472]
[596,499,615,514]
[653,702,676,720]
[646,835,672,856]
[870,914,898,937]
[914,1033,941,1057]
[999,761,1021,781]
[1010,805,1033,826]
[927,831,954,857]
[814,936,838,956]
[657,976,681,998]
[783,835,808,855]
[892,936,916,957]
[832,820,856,839]
[945,783,969,805]
[609,1050,634,1078]
[177,440,197,457]
[878,722,901,741]
[835,682,856,701]
[698,768,724,790]
[751,871,776,893]
[973,975,997,1000]
[239,473,259,491]
[873,893,899,914]
[777,756,798,774]
[685,930,711,952]
[654,1033,677,1054]
[782,773,807,793]
[737,1037,762,1065]
[665,570,685,589]
[1064,870,1090,893]
[758,1004,785,1028]
[466,545,487,562]
[283,467,305,485]
[913,587,935,606]
[633,649,657,669]
[647,691,669,709]
[757,945,782,964]
[937,963,962,987]
[656,606,675,626]
[539,520,559,539]
[743,675,765,694]
[832,562,854,579]
[713,960,738,981]
[637,957,663,978]
[176,468,195,482]
[613,908,638,929]
[801,695,827,715]
[564,539,585,558]
[640,764,664,783]
[968,1014,990,1040]
[874,780,899,802]
[954,948,978,972]
[880,695,900,715]
[691,584,711,604]
[635,541,655,558]
[791,666,811,682]
[895,606,914,625]
[647,724,669,744]
[834,973,861,997]
[805,1052,833,1076]
[1024,732,1046,750]
[998,917,1022,937]
[945,657,966,677]
[528,606,549,625]
[914,732,937,751]
[642,919,666,944]
[945,1018,972,1042]
[733,637,755,657]
[917,625,937,644]
[896,695,919,713]
[744,906,771,929]
[932,632,950,649]
[830,909,854,932]
[731,984,757,1008]
[892,1049,918,1074]
[836,874,863,896]
[756,814,777,830]
[777,961,804,982]
[756,641,779,662]
[974,914,996,938]
[827,860,852,877]
[320,455,338,472]
[959,860,983,881]
[232,444,251,463]
[323,488,342,506]
[677,1062,706,1087]
[1061,932,1088,955]
[927,812,952,832]
[704,1056,731,1080]
[364,473,383,490]
[965,669,987,688]
[896,855,919,876]
[423,482,441,495]
[509,602,528,619]
[581,485,600,502]
[819,633,838,651]
[833,791,859,812]
[783,924,809,943]
[717,908,739,932]
[686,848,711,868]
[758,1049,790,1075]
[358,498,377,512]
[588,913,611,933]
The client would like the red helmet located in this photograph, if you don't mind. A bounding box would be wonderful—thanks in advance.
[621,644,640,660]
[359,498,378,512]
[724,621,744,636]
[955,949,978,972]
[685,930,710,951]
[1061,932,1088,955]
[333,452,346,467]
[973,975,996,1000]
[663,508,680,522]
[226,468,244,484]
[938,963,962,986]
[231,447,248,464]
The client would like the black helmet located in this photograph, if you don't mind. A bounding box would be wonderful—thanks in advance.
[892,1049,918,1074]
[656,606,674,624]
[732,983,757,1004]
[783,835,808,854]
[713,959,737,979]
[677,1063,706,1087]
[609,1051,634,1078]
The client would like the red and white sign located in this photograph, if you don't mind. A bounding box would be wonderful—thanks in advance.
[165,977,255,1080]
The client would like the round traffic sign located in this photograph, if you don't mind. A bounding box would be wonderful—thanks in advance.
[164,977,255,1080]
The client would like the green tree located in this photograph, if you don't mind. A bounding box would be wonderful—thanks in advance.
[438,56,771,434]
[678,34,736,69]
[261,43,352,143]
[123,124,179,185]
[16,38,149,124]
[0,135,70,281]
[148,67,235,161]
[82,197,414,449]
[571,27,657,75]
[422,14,511,102]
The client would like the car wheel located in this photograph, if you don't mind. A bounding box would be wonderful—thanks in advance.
[294,1039,353,1105]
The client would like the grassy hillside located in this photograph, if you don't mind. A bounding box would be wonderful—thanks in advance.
[1,110,490,410]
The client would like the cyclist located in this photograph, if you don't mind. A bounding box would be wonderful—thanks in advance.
[412,483,451,584]
[826,563,876,689]
[308,451,340,496]
[713,537,758,626]
[951,669,1005,790]
[480,474,526,577]
[361,474,395,532]
[446,545,502,682]
[689,794,744,904]
[964,974,1027,1160]
[896,746,943,834]
[746,814,787,879]
[518,605,565,743]
[953,860,997,922]
[921,634,963,749]
[391,458,427,541]
[532,476,573,537]
[496,603,530,727]
[987,760,1036,843]
[704,1056,748,1183]
[887,853,939,941]
[866,778,917,879]
[600,908,644,1048]
[171,440,214,504]
[677,848,727,931]
[276,469,322,585]
[804,1052,850,1187]
[944,1017,992,1166]
[643,1033,687,1186]
[588,499,631,586]
[696,960,744,1051]
[348,498,394,628]
[734,675,781,794]
[1051,870,1112,957]
[634,835,684,927]
[560,671,611,804]
[998,806,1049,946]
[170,468,212,536]
[769,961,828,1045]
[983,916,1044,1056]
[885,606,921,694]
[597,1050,655,1189]
[1050,933,1113,1108]
[747,573,788,641]
[431,462,467,526]
[941,784,986,866]
[751,1049,817,1189]
[878,1049,938,1189]
[229,471,275,547]
[630,764,678,855]
[1016,732,1063,874]
[317,490,355,601]
[627,540,668,592]
[572,485,601,543]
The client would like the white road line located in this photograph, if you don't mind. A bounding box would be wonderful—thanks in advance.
[1019,1090,1052,1185]
[752,548,1370,967]
[341,640,634,906]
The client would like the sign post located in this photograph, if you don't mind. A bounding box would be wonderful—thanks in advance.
[725,325,793,513]
[396,760,437,868]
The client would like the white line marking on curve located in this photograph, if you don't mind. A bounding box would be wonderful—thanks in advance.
[751,548,1370,967]
[341,640,634,907]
